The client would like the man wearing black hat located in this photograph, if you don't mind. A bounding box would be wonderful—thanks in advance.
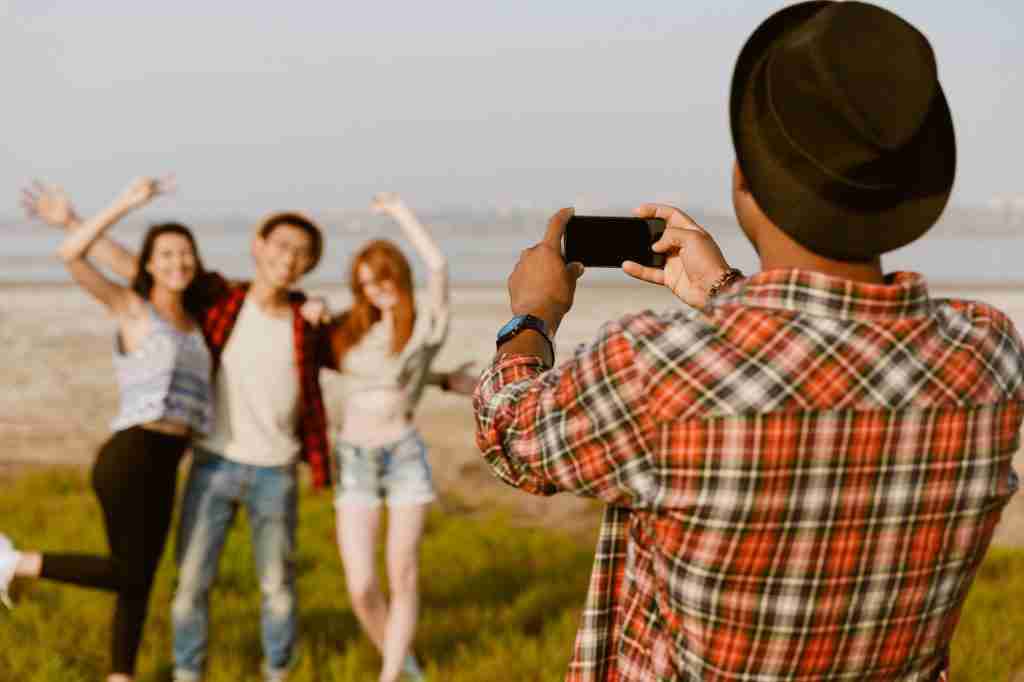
[474,2,1024,680]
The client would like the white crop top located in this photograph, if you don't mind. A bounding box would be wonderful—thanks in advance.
[337,303,450,418]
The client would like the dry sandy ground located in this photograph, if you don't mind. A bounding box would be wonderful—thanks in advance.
[2,280,1023,546]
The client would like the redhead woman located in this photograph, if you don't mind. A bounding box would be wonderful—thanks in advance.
[0,178,215,682]
[320,193,473,682]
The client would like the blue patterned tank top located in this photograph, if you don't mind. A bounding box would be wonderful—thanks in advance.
[110,303,214,434]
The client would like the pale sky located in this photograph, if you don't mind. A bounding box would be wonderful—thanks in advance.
[3,1,1021,216]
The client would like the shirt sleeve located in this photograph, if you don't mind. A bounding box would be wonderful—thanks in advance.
[472,314,657,506]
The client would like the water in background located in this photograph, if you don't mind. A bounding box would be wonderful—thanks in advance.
[2,209,1022,286]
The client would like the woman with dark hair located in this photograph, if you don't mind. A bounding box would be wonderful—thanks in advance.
[320,193,473,682]
[0,177,215,682]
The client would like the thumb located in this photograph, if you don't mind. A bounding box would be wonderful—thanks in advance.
[568,262,585,279]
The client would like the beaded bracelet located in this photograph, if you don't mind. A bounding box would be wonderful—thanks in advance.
[707,268,744,299]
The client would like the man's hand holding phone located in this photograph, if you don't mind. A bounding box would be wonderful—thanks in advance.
[508,207,585,335]
[623,204,733,309]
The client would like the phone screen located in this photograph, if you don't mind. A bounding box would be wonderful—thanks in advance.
[561,216,666,268]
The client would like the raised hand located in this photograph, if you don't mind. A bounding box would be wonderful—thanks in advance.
[115,175,176,212]
[508,207,585,332]
[20,181,80,229]
[300,297,331,327]
[370,192,407,216]
[622,204,732,309]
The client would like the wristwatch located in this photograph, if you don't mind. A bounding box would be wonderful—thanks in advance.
[496,314,555,363]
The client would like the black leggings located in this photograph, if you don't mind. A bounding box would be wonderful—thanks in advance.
[40,426,187,675]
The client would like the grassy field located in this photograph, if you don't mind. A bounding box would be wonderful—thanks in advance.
[1,468,1023,681]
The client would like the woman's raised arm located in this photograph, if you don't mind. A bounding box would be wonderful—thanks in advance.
[21,181,141,281]
[370,192,449,314]
[56,176,174,314]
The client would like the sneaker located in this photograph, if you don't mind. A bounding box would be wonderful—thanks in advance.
[0,533,22,609]
[172,670,202,682]
[264,665,291,682]
[401,653,425,681]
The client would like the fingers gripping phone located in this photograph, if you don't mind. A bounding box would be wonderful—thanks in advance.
[561,216,667,268]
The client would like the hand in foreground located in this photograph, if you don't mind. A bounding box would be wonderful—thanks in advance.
[370,192,407,216]
[508,207,585,333]
[116,175,176,212]
[444,361,479,396]
[622,204,731,309]
[300,297,331,327]
[21,181,80,228]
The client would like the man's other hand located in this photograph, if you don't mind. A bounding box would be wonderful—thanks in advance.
[622,203,731,309]
[508,207,585,334]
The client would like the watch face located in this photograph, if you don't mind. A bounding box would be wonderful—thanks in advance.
[498,316,525,338]
[496,314,554,360]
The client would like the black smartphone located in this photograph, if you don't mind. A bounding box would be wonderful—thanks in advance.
[561,215,667,268]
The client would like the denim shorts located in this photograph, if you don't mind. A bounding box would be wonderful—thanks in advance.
[331,428,436,507]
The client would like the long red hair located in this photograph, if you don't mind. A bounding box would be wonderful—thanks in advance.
[330,240,416,367]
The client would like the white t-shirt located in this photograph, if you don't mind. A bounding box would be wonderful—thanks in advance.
[200,298,301,466]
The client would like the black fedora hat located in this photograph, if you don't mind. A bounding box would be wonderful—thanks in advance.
[730,1,956,260]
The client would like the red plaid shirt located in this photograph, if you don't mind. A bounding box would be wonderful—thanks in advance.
[474,270,1024,681]
[199,273,332,489]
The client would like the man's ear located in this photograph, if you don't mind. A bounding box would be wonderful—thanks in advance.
[732,159,767,252]
[251,233,262,261]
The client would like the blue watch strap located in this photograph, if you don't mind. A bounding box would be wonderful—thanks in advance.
[496,314,549,345]
[496,314,554,364]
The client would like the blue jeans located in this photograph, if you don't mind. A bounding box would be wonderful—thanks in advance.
[171,447,298,681]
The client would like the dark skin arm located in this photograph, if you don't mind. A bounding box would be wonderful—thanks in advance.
[498,207,584,367]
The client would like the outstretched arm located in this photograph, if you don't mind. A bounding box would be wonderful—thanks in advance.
[58,176,173,262]
[425,361,478,396]
[371,192,449,314]
[21,181,141,281]
[57,176,174,313]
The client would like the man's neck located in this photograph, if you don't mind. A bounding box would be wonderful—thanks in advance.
[248,277,293,316]
[757,240,886,285]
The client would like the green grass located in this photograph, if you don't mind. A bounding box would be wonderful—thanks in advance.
[1,468,1022,681]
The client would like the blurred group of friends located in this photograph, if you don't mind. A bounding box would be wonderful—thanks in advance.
[4,185,471,682]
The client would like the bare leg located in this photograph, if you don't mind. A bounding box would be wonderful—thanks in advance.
[337,504,388,652]
[106,674,132,682]
[379,503,428,682]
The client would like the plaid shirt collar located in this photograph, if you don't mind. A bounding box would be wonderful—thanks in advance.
[714,269,932,321]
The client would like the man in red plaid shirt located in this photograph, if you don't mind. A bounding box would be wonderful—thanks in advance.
[18,186,335,680]
[170,212,330,681]
[473,3,1024,680]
